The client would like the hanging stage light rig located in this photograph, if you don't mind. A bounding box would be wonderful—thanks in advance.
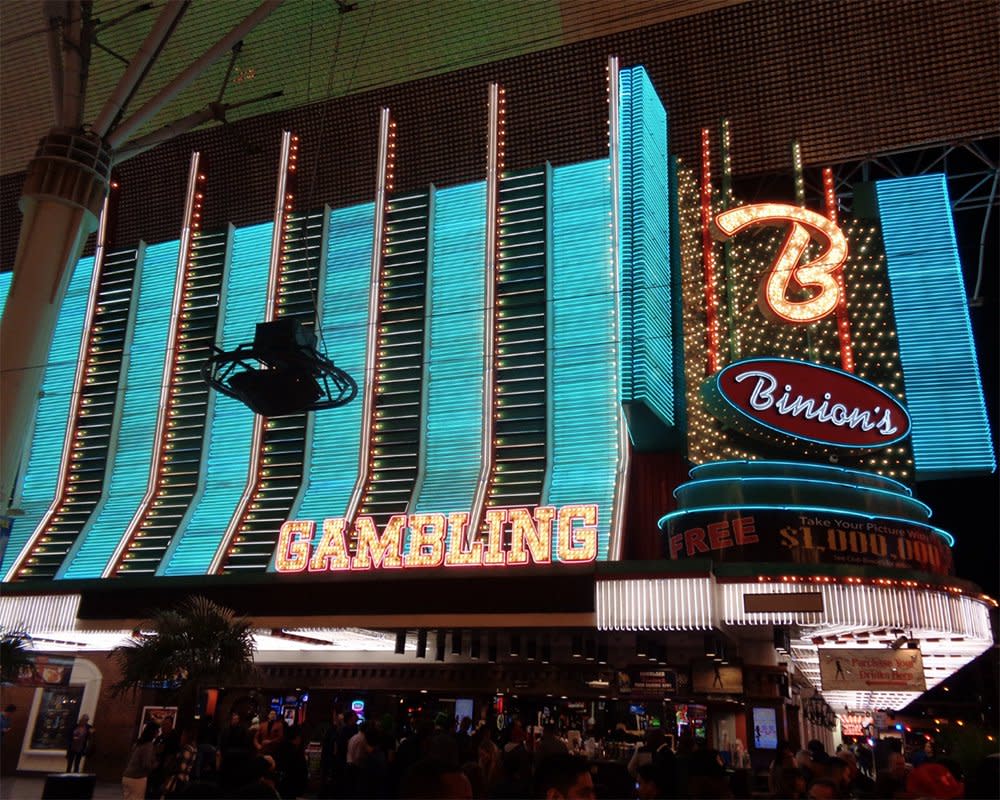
[202,318,357,417]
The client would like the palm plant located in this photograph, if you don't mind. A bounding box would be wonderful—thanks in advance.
[0,627,33,684]
[111,595,256,720]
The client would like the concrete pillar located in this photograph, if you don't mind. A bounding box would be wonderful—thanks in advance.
[1,129,110,516]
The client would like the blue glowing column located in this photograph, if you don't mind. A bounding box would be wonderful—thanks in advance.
[1,257,96,579]
[58,242,180,578]
[0,271,12,316]
[545,160,622,561]
[159,222,273,575]
[618,66,675,437]
[291,203,376,527]
[410,182,487,550]
[877,174,996,478]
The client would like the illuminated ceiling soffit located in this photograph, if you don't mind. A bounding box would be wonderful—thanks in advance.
[0,0,746,176]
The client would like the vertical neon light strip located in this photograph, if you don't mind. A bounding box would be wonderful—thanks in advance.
[345,109,392,527]
[58,236,181,579]
[410,182,486,534]
[618,65,674,430]
[210,131,295,573]
[876,174,996,478]
[158,221,271,575]
[1,201,106,581]
[547,158,618,561]
[103,153,204,577]
[825,167,855,373]
[292,203,375,524]
[700,127,719,375]
[0,271,13,316]
[720,119,740,359]
[468,83,503,543]
[608,55,630,560]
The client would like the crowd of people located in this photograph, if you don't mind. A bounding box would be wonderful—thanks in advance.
[110,707,998,800]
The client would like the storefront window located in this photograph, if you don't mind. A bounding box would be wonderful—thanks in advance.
[30,687,83,750]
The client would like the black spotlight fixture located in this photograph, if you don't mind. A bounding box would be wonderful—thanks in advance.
[203,318,357,416]
[540,637,551,664]
[571,635,583,658]
[416,629,427,659]
[509,634,521,658]
[469,634,481,660]
[525,637,537,662]
[487,633,498,664]
[394,630,407,655]
[636,637,648,659]
[451,629,463,656]
[435,630,446,662]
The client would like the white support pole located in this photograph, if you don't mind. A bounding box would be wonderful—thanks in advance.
[107,0,284,149]
[44,5,64,126]
[91,0,190,139]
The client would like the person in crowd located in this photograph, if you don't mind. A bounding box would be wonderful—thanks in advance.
[344,719,373,796]
[217,711,253,796]
[795,749,817,784]
[805,777,838,800]
[906,761,965,800]
[149,716,180,798]
[65,713,93,773]
[475,725,502,791]
[686,749,733,799]
[255,710,285,756]
[835,749,874,798]
[160,726,197,799]
[769,740,797,795]
[426,711,460,766]
[196,716,218,782]
[636,762,666,800]
[532,753,595,800]
[535,722,569,767]
[399,758,473,799]
[122,723,160,800]
[276,724,309,799]
[773,765,807,799]
[490,745,533,799]
[874,750,908,798]
[0,705,15,738]
[235,754,281,799]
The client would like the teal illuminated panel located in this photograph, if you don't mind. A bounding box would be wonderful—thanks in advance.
[619,66,674,441]
[876,175,995,478]
[411,182,487,550]
[0,270,12,316]
[294,204,375,523]
[160,222,273,575]
[58,241,180,579]
[545,159,620,560]
[1,257,96,579]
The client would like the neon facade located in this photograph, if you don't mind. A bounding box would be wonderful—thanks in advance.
[159,223,272,576]
[876,174,996,478]
[59,241,181,579]
[290,203,376,529]
[1,257,97,579]
[618,65,676,436]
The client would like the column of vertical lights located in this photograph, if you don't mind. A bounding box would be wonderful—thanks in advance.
[470,83,505,539]
[825,167,855,373]
[108,155,211,575]
[719,119,740,361]
[10,188,139,580]
[348,110,434,533]
[218,132,310,572]
[488,165,548,508]
[700,129,720,375]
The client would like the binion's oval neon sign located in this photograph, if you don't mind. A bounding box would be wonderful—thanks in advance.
[707,357,910,449]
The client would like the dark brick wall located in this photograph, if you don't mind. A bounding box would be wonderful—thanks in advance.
[2,0,997,266]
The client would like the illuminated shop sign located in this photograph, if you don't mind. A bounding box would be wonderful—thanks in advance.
[713,203,848,324]
[662,508,953,576]
[818,648,926,693]
[705,357,910,449]
[273,504,599,573]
